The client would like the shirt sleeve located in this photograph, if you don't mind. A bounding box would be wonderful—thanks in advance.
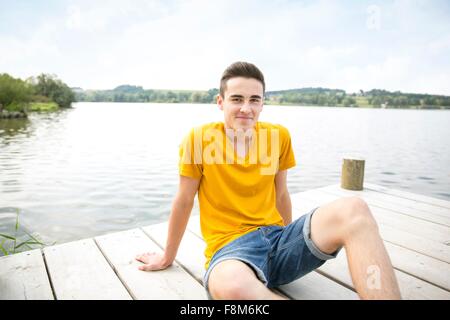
[278,125,296,170]
[178,128,203,178]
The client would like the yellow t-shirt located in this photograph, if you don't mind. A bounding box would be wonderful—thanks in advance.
[178,121,296,269]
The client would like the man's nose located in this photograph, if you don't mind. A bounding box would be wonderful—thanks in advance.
[240,104,252,113]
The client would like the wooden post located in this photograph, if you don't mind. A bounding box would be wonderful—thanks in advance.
[341,158,365,190]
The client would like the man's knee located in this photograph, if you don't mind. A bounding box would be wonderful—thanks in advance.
[208,260,260,300]
[338,196,378,235]
[310,196,378,254]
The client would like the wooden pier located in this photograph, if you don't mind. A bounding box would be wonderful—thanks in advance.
[1,183,449,300]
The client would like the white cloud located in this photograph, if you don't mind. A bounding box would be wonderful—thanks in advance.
[0,0,449,95]
[66,5,81,30]
[428,35,450,55]
[338,56,413,92]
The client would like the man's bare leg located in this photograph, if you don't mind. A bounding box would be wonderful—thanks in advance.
[310,196,401,299]
[208,260,287,300]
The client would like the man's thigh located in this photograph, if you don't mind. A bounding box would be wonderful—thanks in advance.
[309,197,357,255]
[268,207,341,287]
[207,259,266,299]
[203,228,272,298]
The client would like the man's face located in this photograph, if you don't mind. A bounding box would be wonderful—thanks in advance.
[217,77,264,131]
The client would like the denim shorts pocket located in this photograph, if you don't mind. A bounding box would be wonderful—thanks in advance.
[267,241,326,288]
[276,232,304,252]
[267,239,306,287]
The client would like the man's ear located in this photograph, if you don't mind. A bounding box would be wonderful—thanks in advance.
[217,94,224,111]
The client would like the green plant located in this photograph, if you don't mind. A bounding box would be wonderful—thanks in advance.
[29,102,59,112]
[0,209,49,256]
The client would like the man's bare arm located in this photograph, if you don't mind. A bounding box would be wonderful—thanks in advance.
[275,169,292,225]
[136,175,200,271]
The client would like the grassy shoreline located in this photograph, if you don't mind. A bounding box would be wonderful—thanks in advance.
[263,101,450,109]
[0,102,60,119]
[28,102,59,112]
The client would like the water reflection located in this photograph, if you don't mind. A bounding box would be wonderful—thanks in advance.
[0,103,449,255]
[0,117,32,141]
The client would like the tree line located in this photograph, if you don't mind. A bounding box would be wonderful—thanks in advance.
[75,86,450,109]
[75,85,219,104]
[2,72,449,111]
[265,88,450,109]
[0,73,75,113]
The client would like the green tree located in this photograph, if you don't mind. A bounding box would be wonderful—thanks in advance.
[207,88,219,103]
[343,97,356,107]
[166,91,177,103]
[31,74,75,108]
[191,92,202,103]
[0,73,33,110]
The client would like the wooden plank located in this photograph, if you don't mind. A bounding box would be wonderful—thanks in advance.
[278,271,358,300]
[361,184,450,215]
[0,249,53,300]
[43,238,132,300]
[320,184,450,225]
[143,222,287,299]
[142,223,206,283]
[291,197,450,299]
[318,247,450,300]
[365,182,450,209]
[181,217,359,300]
[377,223,450,263]
[187,214,202,238]
[384,242,450,291]
[326,184,450,224]
[294,189,450,245]
[292,193,450,263]
[95,228,207,300]
[293,195,450,279]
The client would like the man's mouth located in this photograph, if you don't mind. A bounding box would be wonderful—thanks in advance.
[236,116,253,119]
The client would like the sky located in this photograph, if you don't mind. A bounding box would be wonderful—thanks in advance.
[1,0,450,95]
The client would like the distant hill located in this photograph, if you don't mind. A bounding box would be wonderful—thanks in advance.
[75,85,218,104]
[70,87,84,93]
[112,85,145,93]
[266,87,346,96]
[73,85,450,109]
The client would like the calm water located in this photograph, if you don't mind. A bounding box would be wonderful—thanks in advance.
[1,103,449,248]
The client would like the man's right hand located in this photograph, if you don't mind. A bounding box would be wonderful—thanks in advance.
[135,252,172,271]
[134,176,199,272]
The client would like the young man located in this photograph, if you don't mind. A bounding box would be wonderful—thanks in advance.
[135,62,401,300]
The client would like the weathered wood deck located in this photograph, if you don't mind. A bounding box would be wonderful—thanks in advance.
[1,183,449,300]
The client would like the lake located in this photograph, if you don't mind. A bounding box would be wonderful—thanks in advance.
[1,102,449,248]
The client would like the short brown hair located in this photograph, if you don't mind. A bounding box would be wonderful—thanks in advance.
[219,61,265,98]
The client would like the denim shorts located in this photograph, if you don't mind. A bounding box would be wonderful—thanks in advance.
[203,207,341,299]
